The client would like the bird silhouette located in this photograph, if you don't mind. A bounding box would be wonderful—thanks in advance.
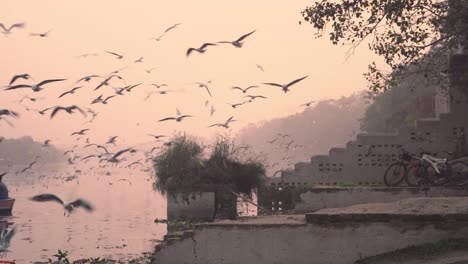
[209,116,236,128]
[301,100,315,107]
[50,105,86,119]
[9,74,32,85]
[71,129,90,136]
[0,225,16,252]
[158,115,192,122]
[195,82,212,97]
[106,148,134,163]
[134,57,144,63]
[30,193,94,216]
[0,109,19,118]
[218,30,256,48]
[106,136,118,145]
[76,75,100,83]
[105,51,124,59]
[0,22,25,35]
[232,85,258,93]
[30,29,52,37]
[186,43,217,56]
[245,95,267,102]
[263,75,309,93]
[58,86,82,98]
[5,79,66,92]
[164,23,181,33]
[94,75,124,90]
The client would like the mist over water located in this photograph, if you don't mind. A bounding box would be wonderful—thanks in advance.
[1,166,166,263]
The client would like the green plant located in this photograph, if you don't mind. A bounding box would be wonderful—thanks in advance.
[340,182,355,188]
[291,183,315,203]
[153,133,266,219]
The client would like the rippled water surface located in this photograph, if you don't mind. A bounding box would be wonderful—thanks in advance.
[1,166,166,263]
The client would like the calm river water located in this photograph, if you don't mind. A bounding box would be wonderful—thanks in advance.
[1,166,166,263]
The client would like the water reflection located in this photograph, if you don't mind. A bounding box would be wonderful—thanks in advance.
[0,166,166,263]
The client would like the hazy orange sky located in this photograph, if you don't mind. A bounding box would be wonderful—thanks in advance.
[0,0,383,147]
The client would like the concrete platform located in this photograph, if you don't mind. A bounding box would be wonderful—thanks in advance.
[152,197,468,264]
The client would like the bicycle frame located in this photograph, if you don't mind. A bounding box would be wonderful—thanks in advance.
[421,154,447,174]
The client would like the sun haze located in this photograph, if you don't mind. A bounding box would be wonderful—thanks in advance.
[0,0,380,146]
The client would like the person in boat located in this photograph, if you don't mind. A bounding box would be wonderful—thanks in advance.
[0,175,9,200]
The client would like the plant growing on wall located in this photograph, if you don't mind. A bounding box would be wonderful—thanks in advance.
[152,133,266,220]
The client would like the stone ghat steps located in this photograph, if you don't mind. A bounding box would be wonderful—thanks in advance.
[283,114,445,177]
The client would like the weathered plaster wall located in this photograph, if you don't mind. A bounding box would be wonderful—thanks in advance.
[152,219,468,264]
[294,187,468,213]
[167,192,215,221]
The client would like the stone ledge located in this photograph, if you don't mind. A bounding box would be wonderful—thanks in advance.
[306,213,468,224]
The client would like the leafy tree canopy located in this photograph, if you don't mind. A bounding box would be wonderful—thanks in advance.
[302,0,468,92]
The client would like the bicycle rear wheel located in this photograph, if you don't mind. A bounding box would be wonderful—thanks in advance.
[447,161,468,186]
[405,164,428,187]
[384,162,407,186]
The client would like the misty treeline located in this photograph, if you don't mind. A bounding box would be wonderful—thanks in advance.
[238,50,447,175]
[0,136,63,165]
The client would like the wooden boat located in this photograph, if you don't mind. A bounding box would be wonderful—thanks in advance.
[0,198,14,215]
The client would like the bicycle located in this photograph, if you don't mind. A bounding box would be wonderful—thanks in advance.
[404,149,468,187]
[383,149,412,186]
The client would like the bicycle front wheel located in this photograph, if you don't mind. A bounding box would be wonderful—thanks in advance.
[384,162,407,186]
[405,164,428,187]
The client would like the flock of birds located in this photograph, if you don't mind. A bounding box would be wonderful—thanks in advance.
[0,18,318,255]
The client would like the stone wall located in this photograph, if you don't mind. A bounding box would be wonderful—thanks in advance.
[293,186,468,213]
[152,215,468,264]
[167,192,215,221]
[270,55,468,187]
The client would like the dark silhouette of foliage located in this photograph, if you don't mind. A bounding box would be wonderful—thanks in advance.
[301,0,468,92]
[152,133,266,219]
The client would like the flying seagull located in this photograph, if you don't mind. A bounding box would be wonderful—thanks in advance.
[105,51,124,59]
[148,134,166,140]
[58,86,82,98]
[245,95,267,102]
[186,43,217,57]
[50,105,86,119]
[101,95,116,104]
[9,74,32,85]
[30,29,52,37]
[91,95,104,104]
[71,128,89,136]
[145,68,156,74]
[263,75,309,93]
[217,30,256,48]
[0,225,16,252]
[151,83,167,88]
[106,136,118,145]
[164,23,181,33]
[227,101,249,109]
[0,109,19,118]
[301,101,315,107]
[256,64,264,72]
[158,115,192,122]
[94,75,124,90]
[5,79,66,92]
[0,22,25,35]
[30,193,94,216]
[195,82,212,97]
[84,143,109,154]
[106,148,134,163]
[209,116,236,129]
[76,75,100,83]
[134,57,144,63]
[232,85,258,93]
